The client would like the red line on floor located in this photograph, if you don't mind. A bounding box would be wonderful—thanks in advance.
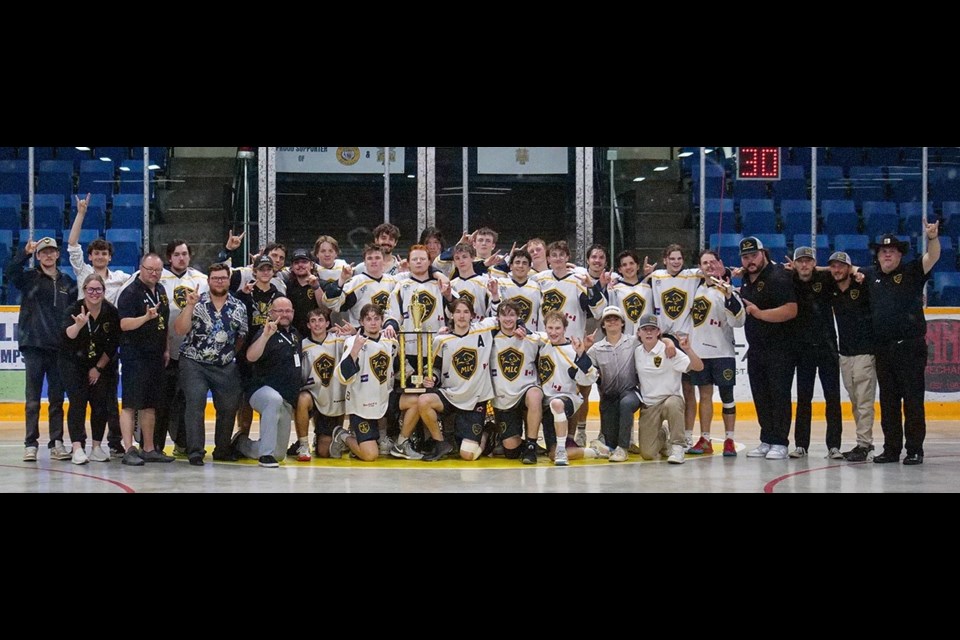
[764,455,957,493]
[0,464,136,493]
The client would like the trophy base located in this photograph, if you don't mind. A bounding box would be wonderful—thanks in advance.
[402,388,427,394]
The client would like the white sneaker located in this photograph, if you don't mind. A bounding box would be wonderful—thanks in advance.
[574,428,587,448]
[684,434,694,452]
[378,436,395,457]
[296,443,311,462]
[827,447,844,460]
[71,448,89,465]
[747,443,772,458]
[609,446,628,462]
[88,446,110,462]
[789,447,807,459]
[50,441,72,461]
[766,444,789,460]
[23,446,38,462]
[590,439,610,456]
[667,444,685,464]
[554,446,569,466]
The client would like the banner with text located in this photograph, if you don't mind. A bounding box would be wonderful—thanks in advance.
[275,147,405,174]
[477,147,568,175]
[0,307,22,370]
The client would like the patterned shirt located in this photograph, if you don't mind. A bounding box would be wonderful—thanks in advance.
[179,292,249,366]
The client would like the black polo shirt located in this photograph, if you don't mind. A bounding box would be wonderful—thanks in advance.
[830,279,874,356]
[740,261,797,349]
[117,277,170,358]
[792,270,837,348]
[246,325,302,406]
[862,259,930,345]
[285,277,321,337]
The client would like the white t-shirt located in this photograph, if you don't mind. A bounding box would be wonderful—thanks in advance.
[634,340,691,406]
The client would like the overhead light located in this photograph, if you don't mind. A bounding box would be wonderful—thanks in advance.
[704,148,715,154]
[148,164,161,171]
[407,174,416,178]
[677,151,693,158]
[75,147,91,151]
[99,157,111,162]
[633,177,646,182]
[119,166,130,172]
[653,166,669,172]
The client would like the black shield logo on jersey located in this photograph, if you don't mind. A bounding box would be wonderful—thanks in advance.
[812,282,822,293]
[654,355,662,368]
[497,347,524,382]
[372,291,390,312]
[413,290,437,322]
[313,354,335,388]
[369,351,390,384]
[173,286,192,310]
[850,289,860,300]
[623,293,645,322]
[756,281,765,292]
[541,289,567,315]
[691,296,712,328]
[508,295,533,323]
[538,355,555,385]
[457,290,476,314]
[452,347,478,380]
[894,274,903,285]
[306,287,315,301]
[661,287,687,321]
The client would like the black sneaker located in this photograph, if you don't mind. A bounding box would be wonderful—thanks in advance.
[212,447,239,462]
[521,442,538,465]
[902,453,924,465]
[121,447,145,466]
[188,456,205,466]
[843,444,874,462]
[108,444,126,458]
[873,449,901,464]
[139,449,175,463]
[422,440,453,462]
[286,441,299,457]
[258,455,280,468]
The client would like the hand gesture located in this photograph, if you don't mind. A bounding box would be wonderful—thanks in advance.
[926,219,940,240]
[263,318,278,338]
[677,333,691,351]
[382,326,397,340]
[576,272,594,288]
[643,256,656,276]
[72,307,90,327]
[742,298,758,317]
[306,273,319,289]
[24,240,38,255]
[145,304,160,321]
[508,241,526,260]
[487,278,499,298]
[581,332,596,353]
[249,250,262,265]
[339,263,354,285]
[781,254,796,271]
[599,270,612,289]
[241,279,255,294]
[184,288,200,306]
[484,252,505,268]
[571,336,584,356]
[514,324,528,339]
[75,193,91,217]
[440,278,453,299]
[334,321,357,336]
[731,267,744,279]
[662,337,677,359]
[225,229,246,251]
[853,271,865,284]
[350,334,368,356]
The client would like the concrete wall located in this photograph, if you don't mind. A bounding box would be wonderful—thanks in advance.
[174,147,237,158]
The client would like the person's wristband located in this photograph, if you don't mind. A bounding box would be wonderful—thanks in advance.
[94,366,103,374]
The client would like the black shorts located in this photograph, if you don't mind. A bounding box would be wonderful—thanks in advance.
[312,411,341,437]
[540,395,575,449]
[688,357,736,387]
[493,394,533,440]
[436,391,487,443]
[349,414,380,444]
[120,356,164,410]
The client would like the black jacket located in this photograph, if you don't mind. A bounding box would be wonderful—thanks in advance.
[6,251,77,350]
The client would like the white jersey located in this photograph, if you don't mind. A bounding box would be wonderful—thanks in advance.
[316,259,349,288]
[323,273,398,326]
[432,318,497,410]
[450,273,490,320]
[537,271,605,339]
[489,329,541,410]
[690,283,745,359]
[649,268,702,336]
[67,244,134,305]
[490,277,541,330]
[533,333,598,411]
[605,279,653,337]
[355,254,402,277]
[160,267,210,361]
[389,276,448,357]
[301,334,345,416]
[337,334,398,420]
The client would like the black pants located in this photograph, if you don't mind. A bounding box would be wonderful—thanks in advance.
[153,358,185,450]
[747,348,796,447]
[22,347,64,448]
[875,337,927,456]
[793,343,843,450]
[60,356,117,446]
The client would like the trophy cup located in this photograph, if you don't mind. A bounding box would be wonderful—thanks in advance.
[398,298,434,393]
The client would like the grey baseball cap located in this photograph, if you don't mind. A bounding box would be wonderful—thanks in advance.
[828,251,852,266]
[793,246,816,261]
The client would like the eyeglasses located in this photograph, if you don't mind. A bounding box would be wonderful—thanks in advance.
[85,288,104,294]
[209,276,230,282]
[141,267,163,274]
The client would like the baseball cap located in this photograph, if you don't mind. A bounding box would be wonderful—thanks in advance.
[600,305,624,322]
[828,251,852,266]
[739,236,764,256]
[793,246,816,261]
[34,237,58,253]
[638,314,659,329]
[255,255,275,269]
[291,248,313,262]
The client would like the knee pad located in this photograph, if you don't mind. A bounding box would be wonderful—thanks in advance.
[460,439,482,460]
[719,385,734,404]
[552,410,567,423]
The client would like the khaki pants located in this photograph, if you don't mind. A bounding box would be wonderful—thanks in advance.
[839,354,876,447]
[637,395,685,460]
